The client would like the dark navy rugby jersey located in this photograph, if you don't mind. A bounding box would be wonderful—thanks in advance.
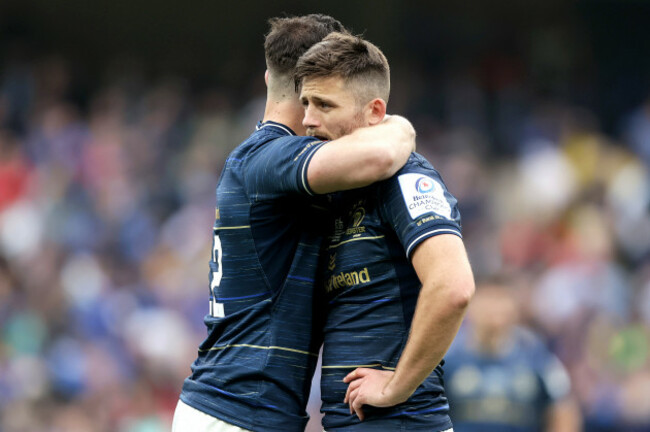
[320,153,462,431]
[180,121,329,432]
[444,327,571,432]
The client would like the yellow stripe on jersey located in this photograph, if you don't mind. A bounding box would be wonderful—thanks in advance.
[200,343,318,357]
[328,235,385,250]
[321,364,396,370]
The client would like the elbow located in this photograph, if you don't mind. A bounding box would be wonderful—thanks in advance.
[373,124,415,178]
[448,279,475,311]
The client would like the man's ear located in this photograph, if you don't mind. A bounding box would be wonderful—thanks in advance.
[366,98,387,125]
[264,70,269,87]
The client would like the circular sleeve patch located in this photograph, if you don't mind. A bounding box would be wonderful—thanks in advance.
[398,173,452,220]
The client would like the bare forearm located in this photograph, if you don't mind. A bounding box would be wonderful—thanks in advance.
[386,279,472,399]
[307,115,415,194]
[343,233,474,420]
[386,235,475,401]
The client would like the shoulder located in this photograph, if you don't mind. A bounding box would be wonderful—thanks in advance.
[384,152,445,190]
[380,152,456,213]
[397,152,438,174]
[259,135,322,158]
[236,132,321,165]
[246,130,317,151]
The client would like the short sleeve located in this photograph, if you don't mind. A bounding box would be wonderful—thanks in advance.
[243,136,325,197]
[379,154,462,258]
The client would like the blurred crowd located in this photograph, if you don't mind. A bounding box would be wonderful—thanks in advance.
[1,45,649,431]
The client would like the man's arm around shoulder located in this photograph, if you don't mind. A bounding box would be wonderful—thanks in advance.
[307,115,415,194]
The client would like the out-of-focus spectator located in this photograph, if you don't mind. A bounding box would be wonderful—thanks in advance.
[444,280,582,432]
[0,129,30,211]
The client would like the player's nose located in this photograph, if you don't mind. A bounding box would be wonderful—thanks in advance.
[302,105,320,129]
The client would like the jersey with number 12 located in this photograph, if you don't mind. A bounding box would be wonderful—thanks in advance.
[179,121,329,432]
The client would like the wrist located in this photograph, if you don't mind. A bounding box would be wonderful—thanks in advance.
[382,376,414,404]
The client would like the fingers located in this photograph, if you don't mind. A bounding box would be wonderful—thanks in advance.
[346,387,359,414]
[343,368,359,384]
[344,375,362,403]
[344,367,374,383]
[343,368,380,421]
[343,370,355,384]
[351,394,366,421]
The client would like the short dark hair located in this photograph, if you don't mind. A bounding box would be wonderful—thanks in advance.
[264,14,347,76]
[294,32,390,103]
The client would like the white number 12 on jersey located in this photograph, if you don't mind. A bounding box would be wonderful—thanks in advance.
[210,233,224,317]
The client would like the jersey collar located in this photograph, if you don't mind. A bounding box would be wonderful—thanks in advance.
[256,121,297,136]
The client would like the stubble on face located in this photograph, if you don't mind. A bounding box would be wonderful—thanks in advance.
[331,110,366,140]
[302,76,369,141]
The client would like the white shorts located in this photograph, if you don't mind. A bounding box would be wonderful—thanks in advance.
[172,399,252,432]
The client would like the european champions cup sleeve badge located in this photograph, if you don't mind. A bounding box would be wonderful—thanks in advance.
[415,177,435,193]
[398,173,453,220]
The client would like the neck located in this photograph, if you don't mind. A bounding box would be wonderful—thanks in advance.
[262,93,305,136]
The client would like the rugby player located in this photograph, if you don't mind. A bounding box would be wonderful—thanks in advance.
[295,33,475,431]
[444,281,582,432]
[172,15,417,432]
